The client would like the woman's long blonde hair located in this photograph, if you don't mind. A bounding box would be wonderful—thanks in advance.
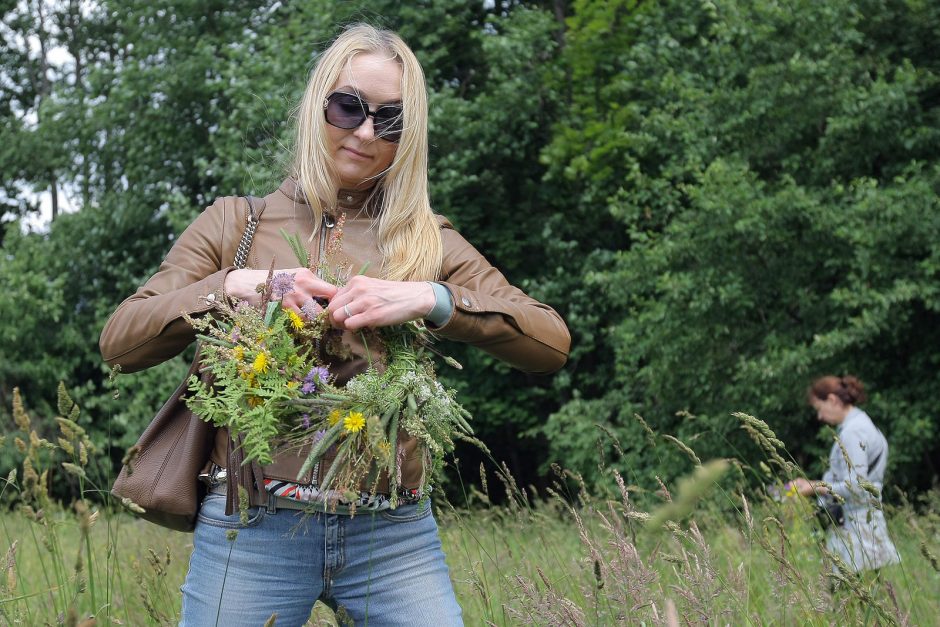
[290,24,442,282]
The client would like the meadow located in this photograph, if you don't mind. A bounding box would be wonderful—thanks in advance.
[2,396,939,627]
[2,486,938,625]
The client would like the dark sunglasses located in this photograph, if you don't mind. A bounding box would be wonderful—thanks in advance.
[323,91,404,143]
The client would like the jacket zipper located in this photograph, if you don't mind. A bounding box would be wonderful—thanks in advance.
[317,212,335,278]
[311,212,334,487]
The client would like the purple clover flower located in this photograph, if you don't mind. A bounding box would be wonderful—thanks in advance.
[301,413,311,429]
[312,366,330,383]
[230,327,241,343]
[312,429,327,443]
[270,272,296,299]
[300,298,320,321]
[301,366,330,395]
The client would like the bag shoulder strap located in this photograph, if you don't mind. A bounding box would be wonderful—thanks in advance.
[224,194,266,516]
[234,195,266,269]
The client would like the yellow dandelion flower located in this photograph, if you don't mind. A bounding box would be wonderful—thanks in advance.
[252,352,269,374]
[233,346,244,361]
[247,395,263,408]
[286,309,304,331]
[344,412,365,434]
[286,381,298,389]
[328,409,343,426]
[237,366,255,387]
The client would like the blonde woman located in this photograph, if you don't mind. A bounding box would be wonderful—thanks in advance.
[100,24,570,625]
[794,375,900,574]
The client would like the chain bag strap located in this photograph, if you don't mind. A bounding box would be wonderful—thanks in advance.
[225,195,270,516]
[234,196,259,269]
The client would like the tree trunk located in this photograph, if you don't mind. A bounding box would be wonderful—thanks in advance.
[65,0,89,207]
[33,0,60,221]
[49,175,58,221]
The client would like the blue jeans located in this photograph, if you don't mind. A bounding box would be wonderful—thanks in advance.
[179,492,463,626]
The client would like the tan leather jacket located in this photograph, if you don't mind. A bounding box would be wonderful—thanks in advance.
[100,178,570,505]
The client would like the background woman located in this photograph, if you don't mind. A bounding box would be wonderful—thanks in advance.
[794,375,900,574]
[99,23,570,625]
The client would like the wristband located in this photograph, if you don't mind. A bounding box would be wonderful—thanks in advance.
[424,282,454,327]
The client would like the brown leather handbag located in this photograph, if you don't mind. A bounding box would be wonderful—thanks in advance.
[111,196,263,531]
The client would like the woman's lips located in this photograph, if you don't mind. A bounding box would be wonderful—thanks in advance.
[342,146,371,160]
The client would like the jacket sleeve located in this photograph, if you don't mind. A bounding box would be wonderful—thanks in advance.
[431,222,570,375]
[99,197,242,372]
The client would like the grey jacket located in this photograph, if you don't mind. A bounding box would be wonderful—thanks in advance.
[823,407,888,511]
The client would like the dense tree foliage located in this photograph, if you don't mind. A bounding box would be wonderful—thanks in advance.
[2,0,937,499]
[539,0,940,493]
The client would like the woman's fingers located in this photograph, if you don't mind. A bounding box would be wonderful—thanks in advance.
[225,268,338,312]
[280,268,337,313]
[328,276,435,330]
[791,477,817,497]
[223,270,435,330]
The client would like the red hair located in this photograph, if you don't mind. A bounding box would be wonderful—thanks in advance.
[808,375,867,405]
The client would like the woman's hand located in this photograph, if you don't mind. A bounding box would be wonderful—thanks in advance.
[792,477,828,497]
[223,268,338,315]
[328,276,435,330]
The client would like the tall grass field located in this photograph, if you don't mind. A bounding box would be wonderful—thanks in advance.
[2,388,938,625]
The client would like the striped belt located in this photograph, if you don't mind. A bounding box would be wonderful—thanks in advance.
[208,482,308,512]
[206,477,425,514]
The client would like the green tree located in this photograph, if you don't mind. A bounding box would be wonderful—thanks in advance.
[540,0,940,493]
[6,0,937,501]
[0,1,571,497]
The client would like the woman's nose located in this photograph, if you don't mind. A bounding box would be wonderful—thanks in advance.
[353,115,376,141]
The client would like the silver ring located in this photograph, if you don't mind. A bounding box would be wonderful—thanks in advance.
[344,303,353,318]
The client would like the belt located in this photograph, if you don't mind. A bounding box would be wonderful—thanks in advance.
[208,482,308,512]
[202,462,426,514]
[207,480,425,515]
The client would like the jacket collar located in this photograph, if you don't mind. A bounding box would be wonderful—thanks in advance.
[838,406,865,433]
[277,178,375,215]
